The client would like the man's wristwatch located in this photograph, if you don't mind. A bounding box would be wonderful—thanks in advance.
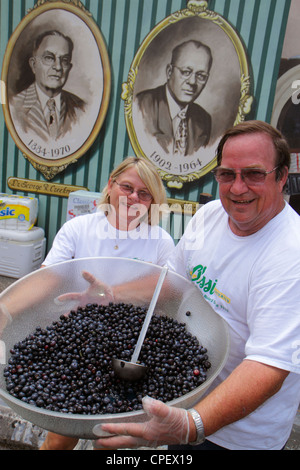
[188,408,205,445]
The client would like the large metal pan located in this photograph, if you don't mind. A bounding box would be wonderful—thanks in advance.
[0,258,229,439]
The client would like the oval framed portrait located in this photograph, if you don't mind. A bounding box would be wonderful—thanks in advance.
[122,0,253,188]
[1,0,111,180]
[272,65,300,151]
[271,64,300,175]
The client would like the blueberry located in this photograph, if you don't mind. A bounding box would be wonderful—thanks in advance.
[70,360,78,370]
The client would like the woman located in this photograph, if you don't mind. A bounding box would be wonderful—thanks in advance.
[43,156,174,267]
[40,156,174,450]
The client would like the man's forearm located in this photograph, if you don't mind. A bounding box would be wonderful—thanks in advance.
[191,359,289,440]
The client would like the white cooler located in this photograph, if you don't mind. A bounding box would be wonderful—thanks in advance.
[0,227,46,279]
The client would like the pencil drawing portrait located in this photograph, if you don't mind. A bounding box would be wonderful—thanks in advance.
[3,4,110,172]
[10,30,86,143]
[136,40,212,157]
[125,11,252,186]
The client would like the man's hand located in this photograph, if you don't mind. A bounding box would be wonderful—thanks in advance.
[94,396,190,449]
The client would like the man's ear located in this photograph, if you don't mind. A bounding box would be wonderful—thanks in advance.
[278,166,289,193]
[29,57,36,75]
[166,64,173,80]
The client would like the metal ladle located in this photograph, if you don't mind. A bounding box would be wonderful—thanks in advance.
[112,266,168,381]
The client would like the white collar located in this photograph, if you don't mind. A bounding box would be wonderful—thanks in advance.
[166,85,188,120]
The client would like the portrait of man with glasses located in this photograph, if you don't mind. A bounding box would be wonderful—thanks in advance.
[9,30,86,144]
[135,40,212,157]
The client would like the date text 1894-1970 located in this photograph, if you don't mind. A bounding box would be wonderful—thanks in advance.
[28,139,71,159]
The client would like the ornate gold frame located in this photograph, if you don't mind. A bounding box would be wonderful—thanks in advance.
[1,0,111,180]
[122,0,253,189]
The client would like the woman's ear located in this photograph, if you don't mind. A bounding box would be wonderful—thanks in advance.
[107,178,113,194]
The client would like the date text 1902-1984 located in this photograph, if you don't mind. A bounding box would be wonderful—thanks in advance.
[28,139,71,159]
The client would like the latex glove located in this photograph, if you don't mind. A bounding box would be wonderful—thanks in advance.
[0,303,12,365]
[95,396,190,449]
[55,270,114,309]
[0,303,12,335]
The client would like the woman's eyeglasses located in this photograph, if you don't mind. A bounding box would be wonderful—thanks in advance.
[212,166,279,185]
[114,181,153,201]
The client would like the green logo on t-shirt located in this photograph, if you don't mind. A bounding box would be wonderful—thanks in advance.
[190,264,217,294]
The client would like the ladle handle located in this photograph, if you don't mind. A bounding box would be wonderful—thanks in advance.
[131,266,168,364]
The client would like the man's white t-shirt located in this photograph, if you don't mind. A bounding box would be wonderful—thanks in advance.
[43,211,175,267]
[168,200,300,450]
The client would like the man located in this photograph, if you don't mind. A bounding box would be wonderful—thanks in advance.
[10,30,86,142]
[96,121,300,450]
[136,40,212,156]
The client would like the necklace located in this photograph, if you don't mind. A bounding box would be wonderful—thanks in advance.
[113,232,121,250]
[113,233,119,250]
[106,215,120,250]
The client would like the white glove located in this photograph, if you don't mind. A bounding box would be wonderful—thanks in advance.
[0,303,12,335]
[94,396,190,449]
[55,270,114,308]
[0,303,12,365]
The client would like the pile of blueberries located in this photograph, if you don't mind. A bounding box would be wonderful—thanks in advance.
[4,302,211,415]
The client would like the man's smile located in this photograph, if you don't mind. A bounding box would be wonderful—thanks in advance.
[231,199,255,205]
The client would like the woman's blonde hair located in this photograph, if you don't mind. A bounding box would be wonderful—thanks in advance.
[98,156,168,225]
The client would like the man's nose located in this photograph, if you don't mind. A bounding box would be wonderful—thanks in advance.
[186,72,197,85]
[53,58,63,70]
[230,173,249,193]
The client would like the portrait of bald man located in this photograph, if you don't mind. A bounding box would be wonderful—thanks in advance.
[135,40,212,157]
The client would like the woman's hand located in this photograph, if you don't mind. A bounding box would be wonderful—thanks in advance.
[55,270,114,308]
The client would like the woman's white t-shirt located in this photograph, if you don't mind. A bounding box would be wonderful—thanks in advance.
[43,211,175,267]
[168,200,300,450]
